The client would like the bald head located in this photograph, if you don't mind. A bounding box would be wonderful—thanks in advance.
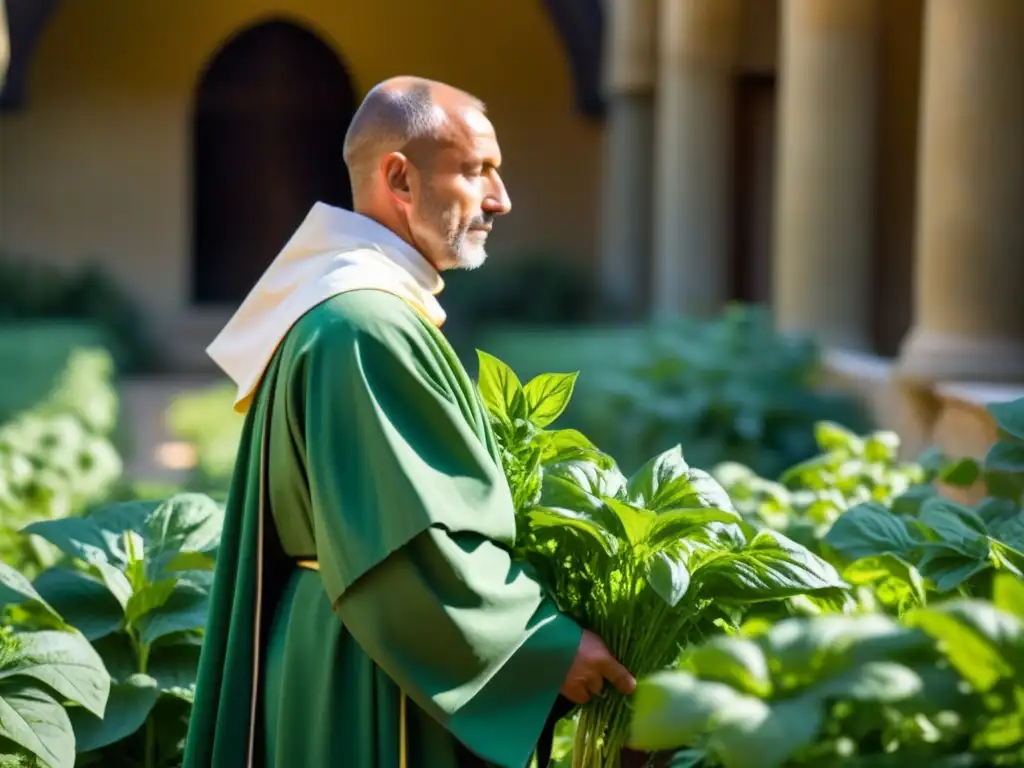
[343,76,486,203]
[341,76,510,272]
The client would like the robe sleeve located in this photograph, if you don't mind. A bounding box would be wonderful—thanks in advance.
[301,304,582,767]
[336,527,581,768]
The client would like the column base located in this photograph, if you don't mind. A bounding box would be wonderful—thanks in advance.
[896,326,1024,383]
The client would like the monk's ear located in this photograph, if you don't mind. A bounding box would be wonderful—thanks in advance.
[381,152,415,204]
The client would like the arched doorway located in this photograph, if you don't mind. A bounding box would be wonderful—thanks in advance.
[191,19,356,306]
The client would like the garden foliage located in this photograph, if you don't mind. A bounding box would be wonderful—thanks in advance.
[2,334,1022,768]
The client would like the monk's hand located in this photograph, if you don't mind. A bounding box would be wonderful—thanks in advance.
[560,629,636,705]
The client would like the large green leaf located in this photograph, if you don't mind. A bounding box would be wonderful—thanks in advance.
[146,643,201,694]
[707,696,823,768]
[69,674,159,752]
[31,569,122,641]
[629,670,750,752]
[989,398,1024,443]
[144,494,223,576]
[523,372,577,428]
[628,671,822,768]
[539,429,607,467]
[754,614,931,689]
[645,508,742,550]
[976,497,1024,548]
[124,579,177,625]
[527,507,618,556]
[476,350,527,423]
[915,549,991,593]
[693,531,847,604]
[627,446,689,509]
[678,637,772,698]
[644,551,691,607]
[905,600,1024,691]
[938,457,983,488]
[129,576,210,647]
[842,554,927,613]
[984,441,1024,485]
[993,572,1024,622]
[0,683,75,768]
[803,660,925,704]
[0,563,62,625]
[92,563,133,611]
[20,513,134,569]
[0,631,109,719]
[602,498,657,548]
[918,497,989,549]
[635,467,736,516]
[546,460,627,502]
[824,502,918,562]
[539,469,604,516]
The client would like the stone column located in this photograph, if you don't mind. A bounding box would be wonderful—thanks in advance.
[651,0,741,318]
[599,0,657,317]
[897,0,1024,382]
[772,0,879,350]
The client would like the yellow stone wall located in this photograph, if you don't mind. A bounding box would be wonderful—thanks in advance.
[0,0,602,319]
[0,1,963,374]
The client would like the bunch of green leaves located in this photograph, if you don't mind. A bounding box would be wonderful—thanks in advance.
[476,351,613,520]
[476,352,850,767]
[628,573,1024,767]
[1,493,222,768]
[0,563,110,768]
[578,305,866,479]
[0,349,122,578]
[713,422,939,553]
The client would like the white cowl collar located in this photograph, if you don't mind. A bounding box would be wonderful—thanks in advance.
[206,201,446,413]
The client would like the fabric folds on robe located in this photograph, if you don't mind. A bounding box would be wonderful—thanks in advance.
[184,289,582,768]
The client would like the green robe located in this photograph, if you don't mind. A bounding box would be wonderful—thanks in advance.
[184,289,582,768]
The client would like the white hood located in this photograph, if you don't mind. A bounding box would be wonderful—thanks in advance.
[206,202,446,413]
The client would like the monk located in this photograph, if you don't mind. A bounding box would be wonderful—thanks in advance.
[183,77,635,768]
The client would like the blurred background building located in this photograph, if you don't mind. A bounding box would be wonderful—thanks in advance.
[1,0,1022,475]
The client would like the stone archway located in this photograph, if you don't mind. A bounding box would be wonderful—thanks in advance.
[190,18,356,306]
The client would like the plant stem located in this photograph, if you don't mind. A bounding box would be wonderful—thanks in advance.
[136,635,156,768]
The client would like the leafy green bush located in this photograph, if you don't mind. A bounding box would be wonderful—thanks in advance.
[0,259,155,375]
[0,563,110,768]
[580,306,868,478]
[715,396,1024,619]
[622,398,1024,766]
[629,575,1024,767]
[1,493,221,768]
[0,349,122,579]
[442,250,595,335]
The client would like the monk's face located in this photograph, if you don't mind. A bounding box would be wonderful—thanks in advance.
[409,107,511,271]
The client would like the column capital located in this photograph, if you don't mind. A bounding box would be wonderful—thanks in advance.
[604,0,658,94]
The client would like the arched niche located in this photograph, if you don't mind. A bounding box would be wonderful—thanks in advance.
[190,18,356,306]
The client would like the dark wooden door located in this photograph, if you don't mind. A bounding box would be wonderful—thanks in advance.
[192,20,356,305]
[730,74,777,306]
